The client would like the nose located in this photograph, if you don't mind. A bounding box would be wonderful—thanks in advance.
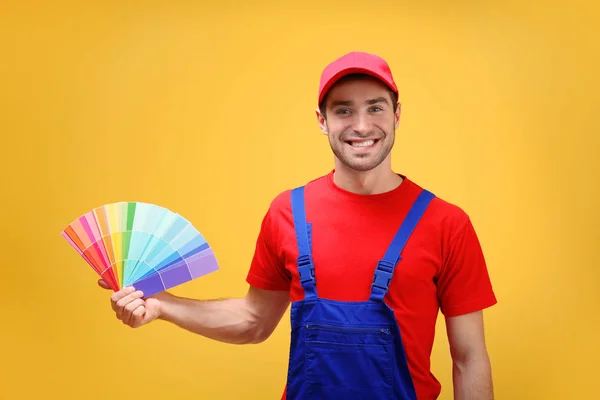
[352,111,372,136]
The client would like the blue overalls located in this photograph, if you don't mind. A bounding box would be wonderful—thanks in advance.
[285,185,435,400]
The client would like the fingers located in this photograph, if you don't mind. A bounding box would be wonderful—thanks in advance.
[110,286,136,304]
[129,305,146,328]
[121,298,145,326]
[109,287,148,328]
[110,287,138,312]
[115,290,143,319]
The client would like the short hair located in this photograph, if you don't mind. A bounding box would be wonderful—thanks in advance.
[318,73,399,118]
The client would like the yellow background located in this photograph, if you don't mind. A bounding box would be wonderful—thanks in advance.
[1,1,598,399]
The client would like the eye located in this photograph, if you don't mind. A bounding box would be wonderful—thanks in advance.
[335,108,351,115]
[370,106,383,112]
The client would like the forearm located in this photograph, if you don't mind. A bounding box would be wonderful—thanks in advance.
[452,355,494,400]
[156,292,264,345]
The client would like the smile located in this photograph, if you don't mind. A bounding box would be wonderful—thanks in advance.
[346,139,379,148]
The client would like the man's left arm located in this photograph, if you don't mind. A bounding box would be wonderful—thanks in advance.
[445,310,494,400]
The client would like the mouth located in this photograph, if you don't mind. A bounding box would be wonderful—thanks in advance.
[345,139,379,149]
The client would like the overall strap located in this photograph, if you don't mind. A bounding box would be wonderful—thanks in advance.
[370,189,436,302]
[291,186,318,299]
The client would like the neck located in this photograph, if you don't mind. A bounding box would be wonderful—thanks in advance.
[332,161,403,195]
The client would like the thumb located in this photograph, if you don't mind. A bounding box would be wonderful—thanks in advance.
[97,279,111,290]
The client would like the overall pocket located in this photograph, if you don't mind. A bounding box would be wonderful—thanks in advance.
[303,324,394,400]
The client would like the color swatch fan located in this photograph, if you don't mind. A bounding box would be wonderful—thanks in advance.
[61,202,219,297]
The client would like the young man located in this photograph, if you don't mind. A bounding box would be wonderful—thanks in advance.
[102,52,497,399]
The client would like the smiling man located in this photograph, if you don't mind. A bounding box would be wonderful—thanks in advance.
[104,51,497,400]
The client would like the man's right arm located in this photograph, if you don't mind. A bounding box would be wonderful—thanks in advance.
[104,281,290,345]
[105,195,292,345]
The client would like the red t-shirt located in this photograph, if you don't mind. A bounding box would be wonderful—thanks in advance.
[246,171,497,400]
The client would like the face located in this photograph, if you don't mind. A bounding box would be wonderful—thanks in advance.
[316,77,400,172]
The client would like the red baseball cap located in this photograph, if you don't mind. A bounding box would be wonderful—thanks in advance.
[318,51,398,105]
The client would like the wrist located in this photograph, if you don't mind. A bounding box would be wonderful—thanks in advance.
[149,290,177,321]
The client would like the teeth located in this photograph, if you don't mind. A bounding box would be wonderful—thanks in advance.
[351,140,375,147]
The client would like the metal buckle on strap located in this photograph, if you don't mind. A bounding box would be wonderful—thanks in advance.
[297,254,315,284]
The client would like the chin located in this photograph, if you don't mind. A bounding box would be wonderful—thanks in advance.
[331,142,391,172]
[340,158,384,172]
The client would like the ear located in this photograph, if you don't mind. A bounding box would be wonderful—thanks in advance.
[315,108,328,135]
[394,102,401,130]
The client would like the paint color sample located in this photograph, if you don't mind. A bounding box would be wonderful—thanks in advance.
[62,202,219,297]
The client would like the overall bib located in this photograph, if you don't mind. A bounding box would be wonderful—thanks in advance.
[285,186,435,400]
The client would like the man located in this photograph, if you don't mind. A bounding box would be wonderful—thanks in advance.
[101,51,497,399]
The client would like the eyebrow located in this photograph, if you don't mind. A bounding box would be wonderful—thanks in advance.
[367,96,389,105]
[330,96,390,108]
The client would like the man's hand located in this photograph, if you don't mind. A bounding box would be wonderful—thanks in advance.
[98,279,162,328]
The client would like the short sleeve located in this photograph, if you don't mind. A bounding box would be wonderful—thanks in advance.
[437,217,497,317]
[245,206,291,292]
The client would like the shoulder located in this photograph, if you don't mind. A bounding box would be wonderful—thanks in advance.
[405,177,474,239]
[431,194,472,231]
[256,174,329,245]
